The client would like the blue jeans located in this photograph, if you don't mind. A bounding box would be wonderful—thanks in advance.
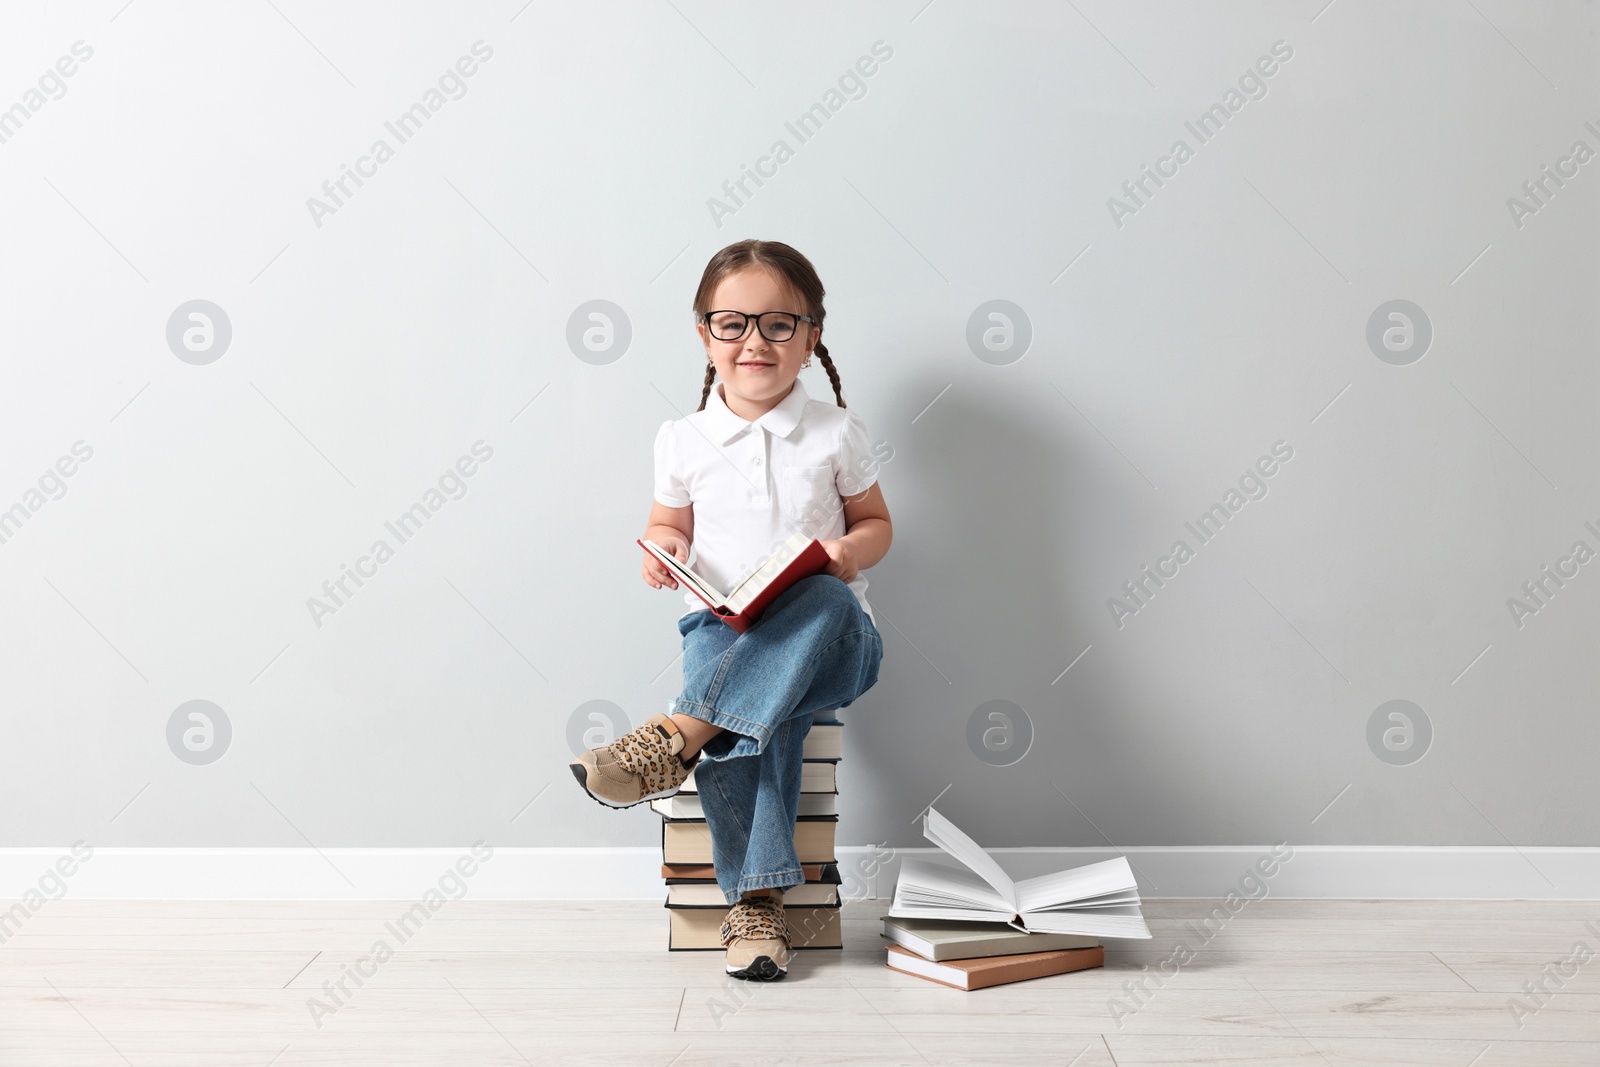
[672,574,883,904]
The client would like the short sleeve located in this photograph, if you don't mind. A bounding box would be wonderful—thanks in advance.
[834,409,880,497]
[652,420,691,508]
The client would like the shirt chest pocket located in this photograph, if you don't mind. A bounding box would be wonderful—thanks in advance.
[779,465,838,530]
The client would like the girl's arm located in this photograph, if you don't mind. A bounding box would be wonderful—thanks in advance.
[822,483,892,583]
[642,501,695,590]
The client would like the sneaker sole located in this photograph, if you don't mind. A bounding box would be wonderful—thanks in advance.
[726,955,786,981]
[568,763,685,810]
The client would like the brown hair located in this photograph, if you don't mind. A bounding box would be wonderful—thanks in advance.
[692,239,846,411]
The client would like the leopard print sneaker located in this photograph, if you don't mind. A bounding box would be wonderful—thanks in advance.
[569,713,697,809]
[721,892,790,980]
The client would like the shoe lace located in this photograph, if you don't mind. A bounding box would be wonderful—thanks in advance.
[720,895,789,948]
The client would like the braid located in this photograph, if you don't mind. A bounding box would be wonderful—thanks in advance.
[814,342,846,408]
[695,359,717,412]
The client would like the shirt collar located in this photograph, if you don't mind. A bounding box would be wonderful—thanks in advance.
[705,378,809,445]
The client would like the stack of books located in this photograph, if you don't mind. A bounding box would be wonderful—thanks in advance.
[882,807,1152,990]
[882,918,1103,991]
[653,719,846,951]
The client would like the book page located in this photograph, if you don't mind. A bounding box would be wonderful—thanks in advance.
[725,531,810,613]
[1018,904,1152,939]
[890,855,1013,918]
[1013,855,1140,914]
[1027,889,1142,910]
[922,808,1017,909]
[642,539,726,607]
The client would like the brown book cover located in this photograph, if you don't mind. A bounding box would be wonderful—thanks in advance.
[663,862,838,883]
[884,942,1104,991]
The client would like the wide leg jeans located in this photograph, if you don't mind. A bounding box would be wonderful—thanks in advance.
[672,574,883,904]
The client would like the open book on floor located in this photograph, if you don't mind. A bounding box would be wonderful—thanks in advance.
[888,808,1151,939]
[639,530,829,633]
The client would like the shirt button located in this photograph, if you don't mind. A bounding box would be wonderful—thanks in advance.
[753,457,763,465]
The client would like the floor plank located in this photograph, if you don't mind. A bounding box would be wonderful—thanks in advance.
[2,898,1595,1066]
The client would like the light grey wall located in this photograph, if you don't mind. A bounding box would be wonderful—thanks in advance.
[2,2,1595,856]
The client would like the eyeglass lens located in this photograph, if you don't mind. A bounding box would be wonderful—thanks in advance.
[708,312,797,342]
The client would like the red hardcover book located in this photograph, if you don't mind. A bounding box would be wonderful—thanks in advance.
[638,530,830,634]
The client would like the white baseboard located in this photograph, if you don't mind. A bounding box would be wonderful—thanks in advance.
[3,845,1598,901]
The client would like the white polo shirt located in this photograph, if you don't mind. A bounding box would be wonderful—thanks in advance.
[653,378,880,626]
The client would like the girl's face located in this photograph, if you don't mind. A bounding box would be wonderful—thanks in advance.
[698,267,819,411]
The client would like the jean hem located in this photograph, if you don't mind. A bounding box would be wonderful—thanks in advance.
[729,869,805,904]
[671,699,772,758]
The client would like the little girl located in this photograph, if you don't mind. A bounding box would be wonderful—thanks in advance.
[571,239,890,981]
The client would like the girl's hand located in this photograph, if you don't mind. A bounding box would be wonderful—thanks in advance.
[819,538,859,583]
[643,535,690,590]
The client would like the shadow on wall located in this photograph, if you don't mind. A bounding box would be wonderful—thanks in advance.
[844,371,1159,849]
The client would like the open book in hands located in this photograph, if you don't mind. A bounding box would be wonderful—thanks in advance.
[638,530,830,633]
[888,807,1152,939]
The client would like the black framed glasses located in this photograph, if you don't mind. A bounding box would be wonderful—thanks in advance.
[702,310,817,343]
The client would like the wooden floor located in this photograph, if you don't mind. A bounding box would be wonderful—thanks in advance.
[2,897,1598,1065]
